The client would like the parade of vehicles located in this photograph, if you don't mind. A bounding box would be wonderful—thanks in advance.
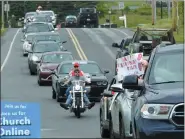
[28,40,67,75]
[77,8,99,28]
[16,7,184,138]
[51,60,109,102]
[122,44,183,139]
[37,51,74,85]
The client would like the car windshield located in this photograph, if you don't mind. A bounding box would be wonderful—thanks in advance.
[33,43,60,53]
[59,63,102,74]
[33,16,47,22]
[148,51,183,84]
[33,35,61,42]
[25,13,35,18]
[26,24,50,33]
[81,8,95,13]
[41,11,53,16]
[42,53,73,63]
[66,18,76,21]
[26,35,35,42]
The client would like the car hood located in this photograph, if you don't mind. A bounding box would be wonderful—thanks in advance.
[41,63,59,70]
[144,82,184,104]
[33,53,43,59]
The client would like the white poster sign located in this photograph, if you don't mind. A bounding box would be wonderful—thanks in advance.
[116,53,144,81]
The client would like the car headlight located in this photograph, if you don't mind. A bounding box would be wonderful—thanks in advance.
[97,81,108,86]
[141,104,174,119]
[32,55,39,61]
[97,81,102,85]
[102,81,108,86]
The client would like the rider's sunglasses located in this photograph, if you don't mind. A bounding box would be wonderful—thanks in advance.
[75,72,79,74]
[74,66,78,68]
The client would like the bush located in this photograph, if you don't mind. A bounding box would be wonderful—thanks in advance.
[134,5,152,15]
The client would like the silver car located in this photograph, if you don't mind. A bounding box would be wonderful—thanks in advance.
[110,84,135,139]
[100,75,122,138]
[21,33,36,56]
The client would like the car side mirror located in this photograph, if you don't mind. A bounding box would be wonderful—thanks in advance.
[112,43,119,47]
[62,41,67,44]
[122,75,143,90]
[110,84,123,92]
[103,69,109,74]
[51,71,55,74]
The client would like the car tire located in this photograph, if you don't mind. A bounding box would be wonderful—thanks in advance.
[23,53,27,57]
[100,111,110,138]
[110,120,116,139]
[52,87,56,99]
[37,75,43,86]
[56,85,61,102]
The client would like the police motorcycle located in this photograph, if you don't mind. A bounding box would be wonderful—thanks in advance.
[61,78,91,118]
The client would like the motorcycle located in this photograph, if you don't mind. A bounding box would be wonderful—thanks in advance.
[69,79,91,118]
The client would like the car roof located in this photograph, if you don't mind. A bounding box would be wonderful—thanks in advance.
[32,32,59,35]
[40,10,54,13]
[27,22,50,25]
[34,15,47,17]
[42,51,72,55]
[60,60,98,65]
[26,12,36,14]
[156,43,184,53]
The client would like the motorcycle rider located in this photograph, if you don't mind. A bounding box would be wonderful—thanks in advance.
[60,69,95,110]
[65,62,85,97]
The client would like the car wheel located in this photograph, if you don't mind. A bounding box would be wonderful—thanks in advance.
[119,116,126,139]
[37,75,43,86]
[56,85,60,102]
[110,120,116,139]
[52,87,56,99]
[23,53,27,57]
[100,111,110,138]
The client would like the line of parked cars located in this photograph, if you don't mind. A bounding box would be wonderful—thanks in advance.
[99,27,184,139]
[21,10,111,103]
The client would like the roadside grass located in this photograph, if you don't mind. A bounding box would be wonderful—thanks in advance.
[1,28,7,36]
[141,19,184,43]
[99,11,184,43]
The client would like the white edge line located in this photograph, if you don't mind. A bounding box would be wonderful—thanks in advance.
[1,28,20,72]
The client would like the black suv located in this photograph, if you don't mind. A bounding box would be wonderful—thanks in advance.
[122,44,184,139]
[77,8,99,28]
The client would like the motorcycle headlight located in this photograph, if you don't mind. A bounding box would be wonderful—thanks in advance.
[75,85,80,91]
[141,104,174,119]
[32,55,39,61]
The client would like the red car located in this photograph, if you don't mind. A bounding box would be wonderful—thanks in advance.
[37,51,74,85]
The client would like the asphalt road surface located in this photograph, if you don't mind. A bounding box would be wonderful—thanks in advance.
[1,27,140,138]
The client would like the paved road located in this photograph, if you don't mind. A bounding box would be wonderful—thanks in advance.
[1,28,134,138]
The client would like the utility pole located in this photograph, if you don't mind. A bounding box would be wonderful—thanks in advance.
[1,0,4,28]
[161,1,163,19]
[152,0,156,25]
[6,1,9,26]
[172,0,177,31]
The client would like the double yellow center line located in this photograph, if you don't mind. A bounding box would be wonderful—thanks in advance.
[66,28,88,60]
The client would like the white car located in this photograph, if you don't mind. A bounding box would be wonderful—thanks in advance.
[21,33,37,56]
[39,10,57,27]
